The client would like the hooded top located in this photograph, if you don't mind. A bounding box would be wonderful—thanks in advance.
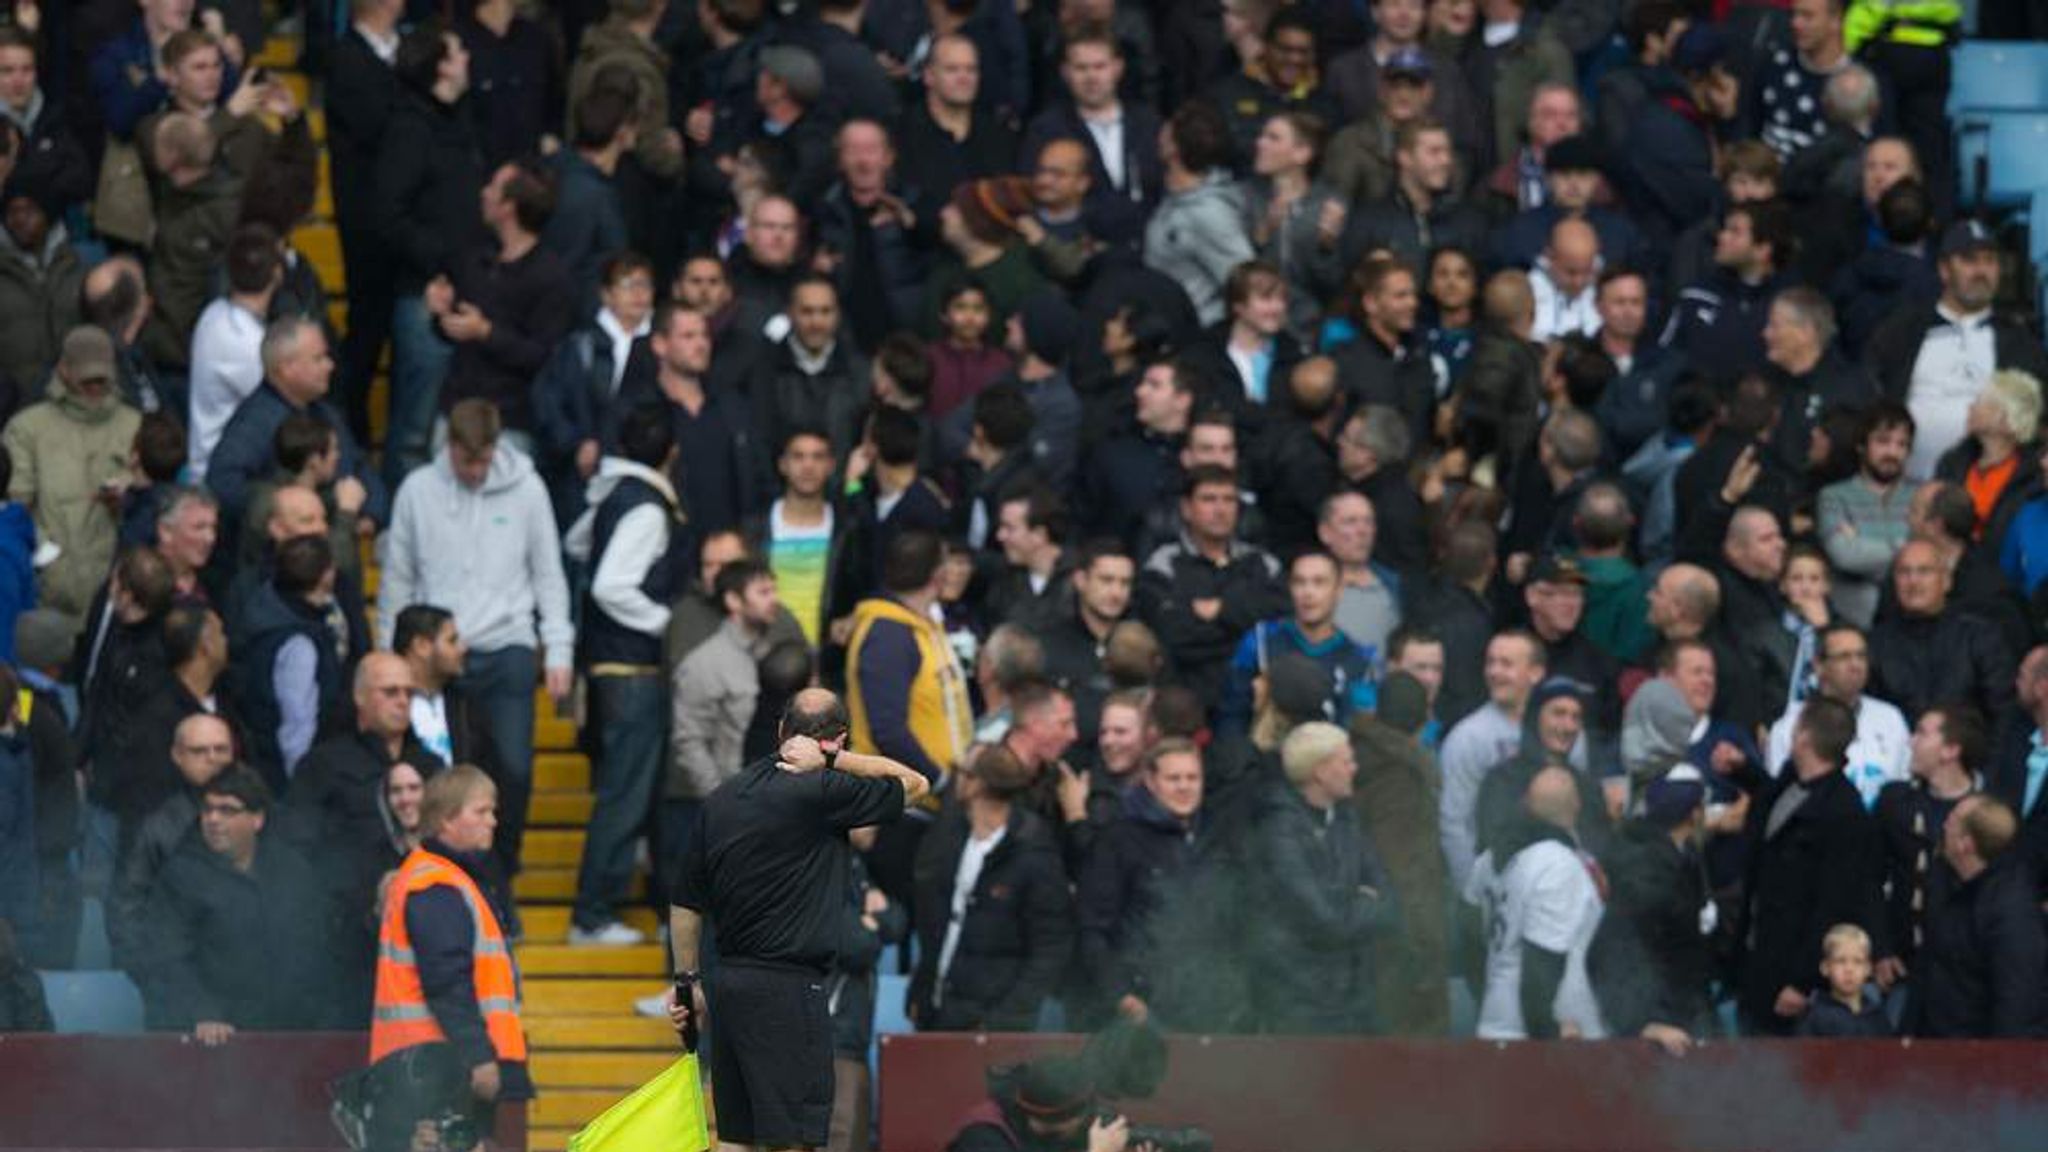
[1622,679,1697,791]
[376,440,575,669]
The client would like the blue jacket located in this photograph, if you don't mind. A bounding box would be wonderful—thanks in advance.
[206,383,388,532]
[0,503,35,664]
[91,20,241,140]
[1617,70,1720,253]
[1217,618,1379,740]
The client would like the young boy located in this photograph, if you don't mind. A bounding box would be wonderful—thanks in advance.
[1796,923,1893,1037]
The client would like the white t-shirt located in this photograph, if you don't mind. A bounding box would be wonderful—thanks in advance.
[1763,694,1911,810]
[934,824,1008,1005]
[1904,306,1996,481]
[1473,839,1609,1040]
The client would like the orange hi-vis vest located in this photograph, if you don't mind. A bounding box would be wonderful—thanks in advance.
[368,847,528,1065]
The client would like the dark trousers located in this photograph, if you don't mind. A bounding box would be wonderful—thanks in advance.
[1863,40,1955,218]
[458,645,538,876]
[335,210,394,446]
[864,817,928,974]
[573,672,665,932]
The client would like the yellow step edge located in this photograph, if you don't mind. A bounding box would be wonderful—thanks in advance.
[531,1090,630,1129]
[528,792,594,825]
[521,906,658,941]
[524,977,656,1017]
[534,753,591,792]
[514,868,645,903]
[529,1051,679,1089]
[522,829,587,867]
[524,1014,678,1051]
[516,943,666,977]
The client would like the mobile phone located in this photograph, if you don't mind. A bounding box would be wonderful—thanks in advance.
[674,973,700,1053]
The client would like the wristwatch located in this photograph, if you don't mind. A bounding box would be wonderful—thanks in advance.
[822,744,840,772]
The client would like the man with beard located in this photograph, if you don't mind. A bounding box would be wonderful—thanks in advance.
[1868,221,2048,481]
[1817,403,1918,627]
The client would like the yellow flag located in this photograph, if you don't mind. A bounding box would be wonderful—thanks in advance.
[565,1054,710,1152]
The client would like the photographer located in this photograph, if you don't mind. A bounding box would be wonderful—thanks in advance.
[946,1056,1156,1152]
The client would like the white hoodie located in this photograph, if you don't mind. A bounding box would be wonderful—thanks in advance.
[377,441,575,667]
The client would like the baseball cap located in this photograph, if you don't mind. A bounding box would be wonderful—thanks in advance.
[1014,1057,1095,1123]
[1529,553,1588,587]
[1937,218,1997,260]
[1643,764,1709,829]
[1671,24,1729,75]
[1383,46,1433,83]
[1544,134,1602,175]
[59,326,116,385]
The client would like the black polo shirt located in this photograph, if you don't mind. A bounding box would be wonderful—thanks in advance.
[677,756,905,971]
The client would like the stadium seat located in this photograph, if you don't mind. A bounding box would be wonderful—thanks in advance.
[1947,42,2048,115]
[38,970,146,1035]
[2030,189,2048,264]
[1955,112,2048,210]
[874,973,914,1038]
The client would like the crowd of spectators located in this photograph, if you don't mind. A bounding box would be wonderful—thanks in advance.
[2,0,2047,1109]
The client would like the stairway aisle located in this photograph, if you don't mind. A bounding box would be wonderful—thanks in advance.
[261,33,670,1152]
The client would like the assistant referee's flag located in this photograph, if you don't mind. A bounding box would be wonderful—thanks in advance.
[565,1053,710,1152]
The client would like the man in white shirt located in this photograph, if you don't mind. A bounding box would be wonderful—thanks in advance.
[1877,220,2048,480]
[1440,630,1548,890]
[186,224,282,479]
[1765,622,1910,810]
[1529,217,1601,342]
[1473,765,1609,1039]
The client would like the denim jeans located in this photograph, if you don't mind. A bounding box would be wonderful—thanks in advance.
[386,293,451,492]
[573,673,665,932]
[458,645,537,876]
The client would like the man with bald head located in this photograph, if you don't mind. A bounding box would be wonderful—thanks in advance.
[663,686,928,1151]
[1870,539,2016,725]
[286,649,447,1015]
[111,711,238,978]
[225,483,372,672]
[1473,763,1609,1040]
[80,255,171,414]
[1644,561,1762,730]
[814,119,934,350]
[1530,218,1602,342]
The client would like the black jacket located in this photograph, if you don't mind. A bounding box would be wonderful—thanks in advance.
[1617,70,1721,254]
[1018,101,1163,246]
[751,338,871,465]
[1917,853,2047,1038]
[1076,785,1238,1029]
[439,242,576,431]
[894,100,1018,208]
[1591,819,1714,1036]
[1870,607,2017,726]
[1874,778,1965,969]
[139,834,345,1031]
[282,729,449,943]
[1661,267,1794,387]
[1985,705,2048,902]
[1831,245,1938,361]
[1081,426,1181,549]
[1241,778,1393,1034]
[1769,349,1878,482]
[225,583,350,795]
[1136,534,1286,703]
[1735,766,1886,1031]
[1338,188,1489,278]
[1332,330,1435,459]
[371,90,488,292]
[909,805,1074,1032]
[325,29,401,236]
[1866,304,2048,406]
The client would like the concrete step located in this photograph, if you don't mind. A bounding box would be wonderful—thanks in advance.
[525,1014,677,1051]
[530,1051,678,1090]
[529,1127,578,1152]
[524,829,586,868]
[522,906,658,941]
[513,867,644,903]
[524,977,654,1016]
[534,752,590,792]
[528,791,594,825]
[517,943,666,977]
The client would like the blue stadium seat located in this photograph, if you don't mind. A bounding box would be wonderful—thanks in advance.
[1948,42,2048,115]
[38,970,145,1035]
[873,973,913,1038]
[1956,112,2048,210]
[2030,189,2048,264]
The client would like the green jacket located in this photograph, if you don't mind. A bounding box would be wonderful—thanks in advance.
[1484,26,1575,171]
[567,19,683,180]
[0,230,83,395]
[1577,553,1653,665]
[2,377,142,615]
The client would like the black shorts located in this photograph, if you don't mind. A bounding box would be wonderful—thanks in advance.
[706,960,834,1147]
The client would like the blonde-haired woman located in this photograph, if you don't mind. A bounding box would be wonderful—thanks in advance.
[1938,368,2043,548]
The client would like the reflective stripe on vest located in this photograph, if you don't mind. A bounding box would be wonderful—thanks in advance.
[368,848,528,1065]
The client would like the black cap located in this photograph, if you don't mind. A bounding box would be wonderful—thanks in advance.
[1937,218,1997,260]
[1383,46,1433,82]
[1528,553,1588,587]
[1671,24,1729,74]
[1014,1057,1095,1123]
[1643,765,1709,829]
[1376,671,1430,734]
[1266,650,1334,721]
[1544,134,1601,175]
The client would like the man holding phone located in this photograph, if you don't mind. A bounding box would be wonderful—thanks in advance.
[666,688,927,1151]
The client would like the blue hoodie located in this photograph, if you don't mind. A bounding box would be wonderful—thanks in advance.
[0,502,37,664]
[1216,617,1379,739]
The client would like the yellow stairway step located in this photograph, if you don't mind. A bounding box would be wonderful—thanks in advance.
[528,791,594,825]
[324,299,347,335]
[530,1051,678,1090]
[255,37,298,70]
[532,1090,629,1129]
[534,753,590,792]
[514,867,645,903]
[516,943,666,977]
[525,1014,678,1051]
[523,829,586,867]
[537,710,579,752]
[524,977,652,1016]
[522,906,658,941]
[528,1127,578,1152]
[296,221,343,294]
[278,71,311,109]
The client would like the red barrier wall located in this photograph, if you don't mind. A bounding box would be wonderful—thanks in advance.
[0,1035,525,1151]
[878,1034,2048,1152]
